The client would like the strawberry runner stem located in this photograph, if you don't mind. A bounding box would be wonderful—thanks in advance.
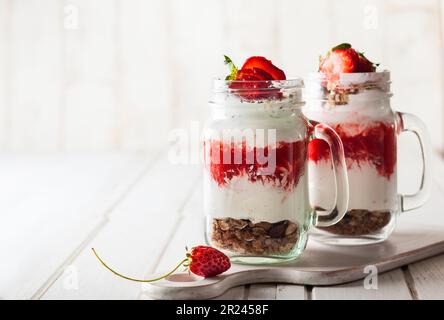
[92,248,189,282]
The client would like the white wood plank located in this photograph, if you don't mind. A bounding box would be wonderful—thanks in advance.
[248,284,277,300]
[213,286,246,300]
[222,0,279,60]
[147,184,204,274]
[275,284,306,300]
[9,0,63,151]
[0,0,11,150]
[386,0,443,150]
[117,0,170,151]
[397,139,444,224]
[63,0,118,151]
[42,157,201,299]
[439,0,444,152]
[430,147,444,179]
[407,253,444,299]
[329,0,386,65]
[167,0,225,130]
[138,183,203,299]
[31,153,158,299]
[278,0,331,76]
[312,269,412,300]
[398,147,444,228]
[0,153,151,299]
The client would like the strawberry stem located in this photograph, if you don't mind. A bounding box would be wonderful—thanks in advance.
[224,55,238,80]
[92,248,189,283]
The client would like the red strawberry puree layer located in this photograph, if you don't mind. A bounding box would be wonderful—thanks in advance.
[308,121,396,179]
[205,140,307,191]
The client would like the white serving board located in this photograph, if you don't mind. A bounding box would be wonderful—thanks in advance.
[141,222,444,300]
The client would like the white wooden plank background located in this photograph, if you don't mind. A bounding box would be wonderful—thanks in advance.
[0,0,443,151]
[0,0,11,151]
[8,0,63,151]
[63,0,118,151]
[0,146,434,299]
[0,153,156,299]
[0,146,442,299]
[41,154,200,299]
[117,0,171,151]
[407,255,444,299]
[312,269,413,300]
[1,0,444,300]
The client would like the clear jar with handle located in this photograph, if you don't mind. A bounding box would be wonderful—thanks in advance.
[303,71,431,245]
[204,78,349,264]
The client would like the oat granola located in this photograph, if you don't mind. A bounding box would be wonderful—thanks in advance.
[317,209,391,236]
[211,218,299,255]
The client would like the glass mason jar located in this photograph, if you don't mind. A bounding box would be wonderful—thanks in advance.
[203,78,349,264]
[303,71,431,245]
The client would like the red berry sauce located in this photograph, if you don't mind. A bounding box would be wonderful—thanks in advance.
[308,121,396,179]
[205,140,307,191]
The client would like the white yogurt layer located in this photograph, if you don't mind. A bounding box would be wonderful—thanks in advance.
[308,159,397,211]
[303,92,394,127]
[303,73,398,212]
[204,95,311,223]
[206,96,308,146]
[204,172,310,224]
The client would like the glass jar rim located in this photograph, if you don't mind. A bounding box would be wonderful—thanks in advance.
[305,70,390,84]
[212,77,303,93]
[303,70,392,104]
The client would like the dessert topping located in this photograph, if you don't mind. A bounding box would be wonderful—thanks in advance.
[224,55,286,100]
[319,43,378,75]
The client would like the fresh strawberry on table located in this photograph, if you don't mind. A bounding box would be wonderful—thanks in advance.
[319,43,378,75]
[187,246,231,277]
[224,55,286,100]
[92,245,231,282]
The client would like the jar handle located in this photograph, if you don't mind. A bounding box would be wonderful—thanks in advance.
[396,112,432,212]
[312,123,349,227]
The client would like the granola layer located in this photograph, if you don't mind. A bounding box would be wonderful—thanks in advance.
[317,209,391,236]
[211,218,298,255]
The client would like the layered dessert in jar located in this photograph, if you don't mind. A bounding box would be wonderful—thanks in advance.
[304,44,398,242]
[204,56,312,259]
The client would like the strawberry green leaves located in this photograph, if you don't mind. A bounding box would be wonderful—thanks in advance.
[224,55,238,80]
[332,43,352,51]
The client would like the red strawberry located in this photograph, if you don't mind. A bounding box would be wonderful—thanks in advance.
[308,138,330,163]
[92,246,230,282]
[241,56,286,80]
[230,68,277,100]
[188,246,231,277]
[224,55,285,100]
[357,53,377,72]
[319,43,377,75]
[319,43,361,74]
[235,67,273,81]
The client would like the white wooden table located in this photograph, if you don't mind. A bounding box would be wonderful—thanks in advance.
[1,141,444,300]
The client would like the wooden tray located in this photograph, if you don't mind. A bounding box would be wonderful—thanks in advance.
[141,222,444,299]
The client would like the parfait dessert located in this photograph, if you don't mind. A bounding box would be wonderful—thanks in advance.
[304,43,430,245]
[204,56,349,262]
